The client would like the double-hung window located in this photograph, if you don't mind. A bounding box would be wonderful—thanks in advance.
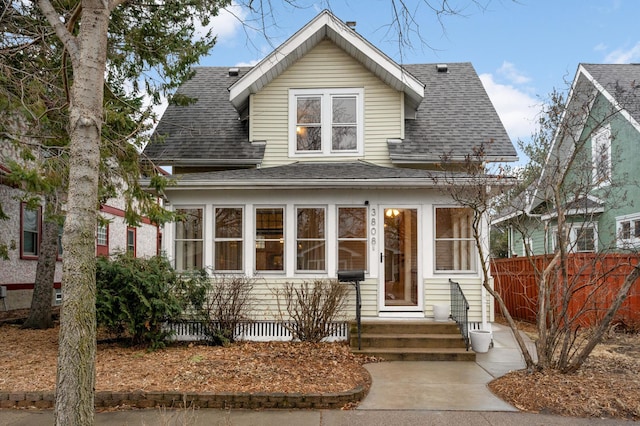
[337,207,368,271]
[290,88,363,156]
[434,207,476,272]
[96,223,109,257]
[174,207,203,271]
[127,227,136,256]
[296,207,326,272]
[255,207,284,272]
[592,124,612,186]
[214,207,243,271]
[617,213,640,249]
[21,203,41,259]
[552,223,597,253]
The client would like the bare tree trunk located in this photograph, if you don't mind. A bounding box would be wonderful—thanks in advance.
[48,1,109,424]
[22,204,57,329]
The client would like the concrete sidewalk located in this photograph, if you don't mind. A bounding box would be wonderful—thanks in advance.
[0,407,632,425]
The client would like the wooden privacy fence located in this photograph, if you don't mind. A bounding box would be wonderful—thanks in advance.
[491,254,640,327]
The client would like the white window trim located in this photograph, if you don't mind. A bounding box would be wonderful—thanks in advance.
[433,206,478,274]
[336,205,369,273]
[288,88,364,157]
[616,212,640,249]
[591,123,612,187]
[552,223,598,253]
[295,205,327,273]
[213,206,245,273]
[173,205,205,272]
[254,205,286,274]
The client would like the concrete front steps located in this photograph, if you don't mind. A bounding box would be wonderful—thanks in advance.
[349,319,475,361]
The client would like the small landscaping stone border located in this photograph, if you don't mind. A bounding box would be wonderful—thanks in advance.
[0,385,368,410]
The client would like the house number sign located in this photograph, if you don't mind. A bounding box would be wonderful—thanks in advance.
[370,208,376,251]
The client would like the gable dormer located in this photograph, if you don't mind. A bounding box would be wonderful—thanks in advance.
[228,10,425,119]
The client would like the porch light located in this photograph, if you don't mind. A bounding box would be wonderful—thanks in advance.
[385,209,400,218]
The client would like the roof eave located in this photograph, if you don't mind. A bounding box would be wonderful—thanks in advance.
[150,158,263,167]
[162,175,513,191]
[389,155,520,164]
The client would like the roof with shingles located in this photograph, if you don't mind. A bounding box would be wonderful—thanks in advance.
[165,161,510,189]
[390,63,516,163]
[580,63,640,125]
[145,63,516,166]
[144,67,264,167]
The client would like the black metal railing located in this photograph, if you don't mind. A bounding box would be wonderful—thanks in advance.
[449,279,470,350]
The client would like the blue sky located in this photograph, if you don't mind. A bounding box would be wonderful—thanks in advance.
[191,0,640,158]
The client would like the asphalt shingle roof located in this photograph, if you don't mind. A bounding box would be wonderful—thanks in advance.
[581,64,640,124]
[169,161,488,188]
[144,67,264,166]
[391,63,516,162]
[145,63,517,166]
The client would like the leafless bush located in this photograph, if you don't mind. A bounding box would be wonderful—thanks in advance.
[275,279,350,343]
[199,274,255,345]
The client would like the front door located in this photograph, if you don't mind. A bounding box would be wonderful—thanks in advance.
[381,207,420,311]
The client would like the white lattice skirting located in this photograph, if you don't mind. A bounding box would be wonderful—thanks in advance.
[167,320,349,342]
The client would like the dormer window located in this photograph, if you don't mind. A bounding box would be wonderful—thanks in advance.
[591,124,611,186]
[289,88,363,157]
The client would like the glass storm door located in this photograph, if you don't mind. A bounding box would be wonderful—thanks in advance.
[381,208,419,310]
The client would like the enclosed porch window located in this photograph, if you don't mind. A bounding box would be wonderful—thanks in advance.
[214,207,243,271]
[255,207,284,272]
[435,207,477,272]
[338,207,368,271]
[174,207,203,271]
[296,207,326,272]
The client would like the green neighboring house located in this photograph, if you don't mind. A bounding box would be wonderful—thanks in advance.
[494,64,640,257]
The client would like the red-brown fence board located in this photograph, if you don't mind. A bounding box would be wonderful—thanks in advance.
[491,254,640,327]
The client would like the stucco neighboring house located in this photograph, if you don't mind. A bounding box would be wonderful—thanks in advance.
[494,64,640,257]
[144,10,517,334]
[0,148,161,311]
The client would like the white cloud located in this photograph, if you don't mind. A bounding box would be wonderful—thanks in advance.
[604,41,640,64]
[235,59,260,67]
[479,73,540,141]
[194,3,247,42]
[497,61,531,85]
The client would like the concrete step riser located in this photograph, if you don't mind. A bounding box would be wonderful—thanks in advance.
[351,323,460,335]
[349,320,474,361]
[352,350,476,362]
[352,336,466,349]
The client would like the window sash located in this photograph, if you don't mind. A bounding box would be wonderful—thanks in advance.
[174,207,204,271]
[97,224,108,246]
[22,205,40,257]
[337,207,368,271]
[127,227,136,255]
[255,207,284,272]
[296,207,326,271]
[214,207,243,271]
[592,125,611,184]
[290,88,362,156]
[434,207,477,272]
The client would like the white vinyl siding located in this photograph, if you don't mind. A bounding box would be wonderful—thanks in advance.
[252,40,402,167]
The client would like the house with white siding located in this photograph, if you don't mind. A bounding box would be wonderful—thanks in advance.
[145,10,517,350]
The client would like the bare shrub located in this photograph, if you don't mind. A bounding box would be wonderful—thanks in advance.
[198,274,256,345]
[275,279,350,343]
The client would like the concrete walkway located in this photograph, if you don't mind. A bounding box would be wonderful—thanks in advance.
[357,322,523,411]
